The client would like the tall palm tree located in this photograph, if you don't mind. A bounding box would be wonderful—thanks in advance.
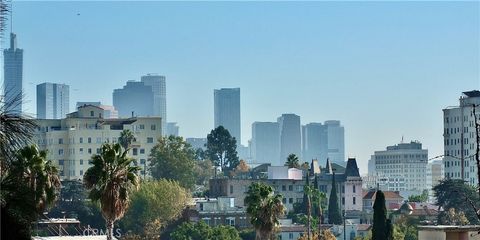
[118,129,135,150]
[245,182,285,240]
[285,154,300,168]
[84,143,140,240]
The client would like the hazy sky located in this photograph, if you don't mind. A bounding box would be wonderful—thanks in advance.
[3,1,479,174]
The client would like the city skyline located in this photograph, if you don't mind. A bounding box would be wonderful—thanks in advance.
[2,1,479,174]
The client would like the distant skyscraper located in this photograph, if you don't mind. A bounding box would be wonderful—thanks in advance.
[3,33,23,114]
[251,122,280,165]
[166,122,179,136]
[277,114,301,162]
[36,83,69,119]
[324,120,345,165]
[214,88,241,144]
[186,138,207,151]
[113,81,154,117]
[302,123,328,164]
[443,90,480,185]
[141,74,167,135]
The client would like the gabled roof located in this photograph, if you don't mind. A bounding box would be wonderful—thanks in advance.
[463,90,480,98]
[363,190,403,200]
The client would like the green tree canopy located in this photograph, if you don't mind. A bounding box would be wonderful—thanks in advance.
[83,143,140,240]
[244,182,285,240]
[119,129,135,150]
[285,153,300,168]
[327,173,342,225]
[170,221,241,240]
[205,126,239,174]
[408,189,429,202]
[120,179,189,237]
[149,135,197,190]
[433,179,480,224]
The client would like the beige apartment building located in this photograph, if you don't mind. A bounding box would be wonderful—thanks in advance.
[34,105,162,180]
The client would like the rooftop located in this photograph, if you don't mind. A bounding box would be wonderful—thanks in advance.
[363,190,403,200]
[462,90,480,98]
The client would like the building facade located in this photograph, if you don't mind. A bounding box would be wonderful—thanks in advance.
[113,81,154,117]
[33,105,162,180]
[166,122,179,136]
[186,138,207,151]
[277,114,301,163]
[37,83,70,119]
[443,90,480,185]
[251,121,280,165]
[426,159,444,202]
[3,33,23,114]
[373,141,428,196]
[214,88,241,144]
[302,122,328,165]
[141,74,167,135]
[76,102,118,119]
[324,120,345,166]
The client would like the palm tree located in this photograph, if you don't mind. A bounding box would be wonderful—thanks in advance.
[0,91,37,168]
[245,182,285,240]
[285,154,300,168]
[83,143,140,240]
[119,129,135,150]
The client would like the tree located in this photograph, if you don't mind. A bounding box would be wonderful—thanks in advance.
[440,208,470,226]
[119,129,135,150]
[301,162,310,171]
[194,159,214,186]
[285,153,300,168]
[170,221,241,240]
[83,143,140,240]
[328,173,342,225]
[205,126,239,175]
[236,159,250,173]
[149,135,196,189]
[433,179,480,224]
[120,179,189,237]
[244,182,285,240]
[1,145,61,239]
[298,230,336,240]
[372,190,392,240]
[408,189,428,202]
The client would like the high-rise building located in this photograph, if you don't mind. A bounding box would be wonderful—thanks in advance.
[277,114,301,162]
[36,83,69,119]
[186,138,207,151]
[214,88,241,144]
[3,33,23,114]
[141,74,167,135]
[443,90,480,185]
[251,122,280,165]
[113,81,154,117]
[426,159,444,202]
[33,105,162,180]
[373,141,428,197]
[302,123,328,164]
[76,102,118,119]
[324,120,345,165]
[166,122,179,136]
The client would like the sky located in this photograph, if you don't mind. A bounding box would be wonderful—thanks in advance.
[2,1,479,174]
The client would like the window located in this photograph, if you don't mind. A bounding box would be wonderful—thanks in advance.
[58,149,64,155]
[288,185,293,191]
[353,197,356,205]
[133,148,138,155]
[96,148,101,154]
[58,160,64,165]
[289,233,294,239]
[80,170,84,176]
[147,137,154,143]
[139,124,145,130]
[58,138,63,144]
[80,159,84,165]
[353,185,356,193]
[79,137,83,143]
[230,185,234,194]
[282,198,287,204]
[79,148,84,154]
[151,125,156,130]
[96,137,102,143]
[140,159,146,164]
[140,148,145,154]
[342,197,345,205]
[88,137,92,143]
[289,198,293,204]
[90,111,94,117]
[88,148,92,154]
[282,185,286,191]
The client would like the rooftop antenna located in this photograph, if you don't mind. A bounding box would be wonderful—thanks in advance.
[401,135,404,143]
[10,0,12,33]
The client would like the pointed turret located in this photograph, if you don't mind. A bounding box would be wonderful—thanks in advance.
[325,158,333,174]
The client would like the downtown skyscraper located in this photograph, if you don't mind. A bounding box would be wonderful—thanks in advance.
[251,122,280,165]
[277,113,301,162]
[3,33,23,114]
[36,82,70,119]
[214,88,241,144]
[141,74,167,135]
[302,122,328,164]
